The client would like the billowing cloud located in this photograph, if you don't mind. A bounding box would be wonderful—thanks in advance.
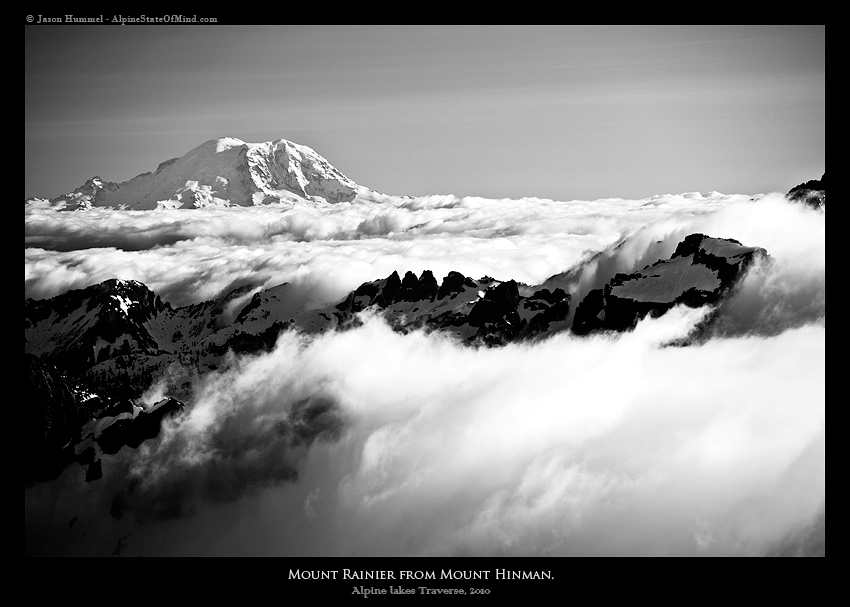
[25,305,824,556]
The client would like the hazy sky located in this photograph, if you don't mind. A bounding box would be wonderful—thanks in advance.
[25,25,824,201]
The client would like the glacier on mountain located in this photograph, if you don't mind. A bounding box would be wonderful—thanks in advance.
[30,137,368,210]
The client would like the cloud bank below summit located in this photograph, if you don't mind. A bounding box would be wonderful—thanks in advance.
[27,190,768,308]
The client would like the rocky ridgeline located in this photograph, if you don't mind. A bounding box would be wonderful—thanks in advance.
[25,279,169,379]
[26,233,767,395]
[25,233,767,483]
[331,269,570,345]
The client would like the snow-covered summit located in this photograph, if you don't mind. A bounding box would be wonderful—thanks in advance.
[30,136,368,210]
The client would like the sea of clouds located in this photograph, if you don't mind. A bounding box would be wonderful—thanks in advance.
[24,191,825,556]
[25,190,745,306]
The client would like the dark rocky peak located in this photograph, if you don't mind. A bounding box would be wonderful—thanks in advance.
[395,270,438,303]
[468,280,520,328]
[418,270,439,301]
[788,173,825,196]
[328,270,572,346]
[671,233,712,259]
[336,284,375,314]
[339,269,472,313]
[437,271,478,300]
[787,173,825,209]
[393,271,419,302]
[97,278,146,292]
[571,288,607,336]
[78,279,166,328]
[528,287,569,305]
[25,279,171,379]
[514,288,572,341]
[669,234,764,272]
[397,271,419,300]
[377,270,402,307]
[486,279,520,306]
[334,271,408,314]
[335,273,391,313]
[26,278,165,327]
[463,280,525,345]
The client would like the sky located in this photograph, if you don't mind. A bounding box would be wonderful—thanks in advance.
[25,25,824,201]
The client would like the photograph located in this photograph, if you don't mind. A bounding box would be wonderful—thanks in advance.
[25,24,824,561]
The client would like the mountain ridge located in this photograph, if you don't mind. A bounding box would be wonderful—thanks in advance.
[26,234,767,396]
[27,136,369,210]
[27,135,825,210]
[24,232,769,485]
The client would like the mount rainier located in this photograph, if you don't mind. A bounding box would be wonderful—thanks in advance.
[28,137,371,210]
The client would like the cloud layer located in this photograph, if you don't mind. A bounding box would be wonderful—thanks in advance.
[26,191,755,307]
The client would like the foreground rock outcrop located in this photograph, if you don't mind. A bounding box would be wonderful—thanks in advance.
[25,351,184,484]
[25,354,95,483]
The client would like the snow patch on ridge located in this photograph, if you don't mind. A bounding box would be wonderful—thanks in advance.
[111,294,134,315]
